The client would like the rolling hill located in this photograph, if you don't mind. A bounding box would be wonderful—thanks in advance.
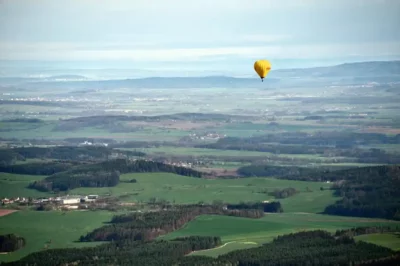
[3,60,399,89]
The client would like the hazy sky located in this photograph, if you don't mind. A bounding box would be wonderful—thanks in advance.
[1,0,400,71]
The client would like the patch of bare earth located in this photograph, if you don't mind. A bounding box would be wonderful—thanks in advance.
[0,209,18,217]
[196,168,239,178]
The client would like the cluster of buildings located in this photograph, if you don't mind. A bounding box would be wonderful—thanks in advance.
[1,195,99,207]
[1,197,28,205]
[188,132,227,140]
[163,161,193,168]
[78,140,109,147]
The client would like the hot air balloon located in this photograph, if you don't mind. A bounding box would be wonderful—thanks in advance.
[254,60,271,82]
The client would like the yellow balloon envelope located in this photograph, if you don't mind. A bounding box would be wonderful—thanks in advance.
[254,60,271,82]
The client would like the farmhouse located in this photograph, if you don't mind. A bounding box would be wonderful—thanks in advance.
[1,197,27,205]
[56,196,82,205]
[61,198,80,205]
[81,195,99,203]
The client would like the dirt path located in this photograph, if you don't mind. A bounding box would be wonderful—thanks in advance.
[0,209,18,217]
[189,241,258,254]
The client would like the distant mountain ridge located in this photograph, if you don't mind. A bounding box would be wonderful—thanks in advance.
[270,60,400,78]
[2,60,399,88]
[46,75,88,80]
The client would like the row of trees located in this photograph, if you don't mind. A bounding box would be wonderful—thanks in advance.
[335,226,400,238]
[80,204,265,242]
[87,159,204,177]
[270,188,298,199]
[226,201,283,213]
[237,165,331,181]
[29,170,120,192]
[238,163,400,182]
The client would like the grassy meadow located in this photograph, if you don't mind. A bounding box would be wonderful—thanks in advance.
[0,173,50,198]
[72,172,336,213]
[0,210,116,262]
[0,120,188,141]
[1,163,399,260]
[1,171,336,213]
[355,233,400,251]
[161,214,400,257]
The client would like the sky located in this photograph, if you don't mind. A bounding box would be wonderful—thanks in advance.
[0,0,400,75]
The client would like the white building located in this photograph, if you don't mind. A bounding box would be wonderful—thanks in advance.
[61,198,80,205]
[81,195,98,203]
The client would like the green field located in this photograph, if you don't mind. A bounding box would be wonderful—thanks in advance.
[142,146,334,161]
[0,210,117,262]
[72,172,336,213]
[161,214,400,257]
[0,173,50,198]
[190,241,259,257]
[13,158,54,165]
[355,233,400,251]
[220,122,340,135]
[0,121,188,141]
[140,147,272,157]
[0,172,336,213]
[1,171,398,260]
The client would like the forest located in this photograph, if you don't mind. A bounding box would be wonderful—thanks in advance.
[80,204,265,242]
[0,146,145,166]
[200,133,400,164]
[1,236,222,266]
[8,146,112,161]
[0,161,82,175]
[237,164,400,182]
[237,165,331,181]
[2,231,398,266]
[0,234,25,253]
[270,187,298,199]
[323,165,400,220]
[236,164,400,220]
[28,170,120,192]
[27,158,205,192]
[334,226,400,238]
[226,201,283,213]
[215,230,397,266]
[51,113,251,132]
